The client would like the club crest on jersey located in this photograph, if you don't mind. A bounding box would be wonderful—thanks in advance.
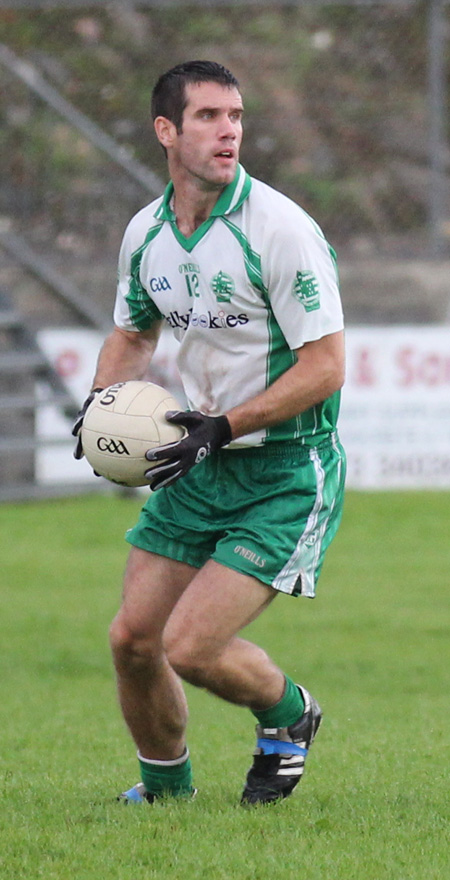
[210,270,236,302]
[292,271,320,312]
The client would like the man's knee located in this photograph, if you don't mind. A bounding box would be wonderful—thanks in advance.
[109,611,162,672]
[164,628,215,686]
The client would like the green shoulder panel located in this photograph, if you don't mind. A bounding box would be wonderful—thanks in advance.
[125,224,165,331]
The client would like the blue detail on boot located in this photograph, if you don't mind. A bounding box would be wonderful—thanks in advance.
[257,738,308,756]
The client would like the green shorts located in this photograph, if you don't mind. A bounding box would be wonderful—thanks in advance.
[126,432,346,598]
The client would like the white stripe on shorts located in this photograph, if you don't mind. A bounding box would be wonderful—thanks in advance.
[271,438,338,598]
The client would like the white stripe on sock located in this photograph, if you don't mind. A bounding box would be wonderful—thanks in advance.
[137,747,189,767]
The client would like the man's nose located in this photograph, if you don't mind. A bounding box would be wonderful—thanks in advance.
[219,116,237,138]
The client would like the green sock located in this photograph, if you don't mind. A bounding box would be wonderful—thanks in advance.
[138,748,193,797]
[251,676,305,729]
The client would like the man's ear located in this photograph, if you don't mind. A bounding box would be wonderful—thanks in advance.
[154,116,177,150]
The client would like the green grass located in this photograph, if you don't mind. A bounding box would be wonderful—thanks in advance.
[0,492,448,879]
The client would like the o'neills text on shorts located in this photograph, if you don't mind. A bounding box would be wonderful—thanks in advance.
[233,545,266,568]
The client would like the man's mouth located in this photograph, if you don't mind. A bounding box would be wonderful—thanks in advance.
[215,150,234,159]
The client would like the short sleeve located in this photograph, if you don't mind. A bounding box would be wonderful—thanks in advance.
[262,206,344,350]
[113,205,164,333]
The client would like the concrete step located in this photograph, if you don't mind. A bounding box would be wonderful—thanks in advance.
[0,351,47,371]
[0,435,73,452]
[0,391,74,411]
[0,309,21,330]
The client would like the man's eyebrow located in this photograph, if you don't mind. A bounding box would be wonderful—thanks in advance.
[193,104,244,115]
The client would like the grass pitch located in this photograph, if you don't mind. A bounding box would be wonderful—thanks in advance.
[0,491,448,879]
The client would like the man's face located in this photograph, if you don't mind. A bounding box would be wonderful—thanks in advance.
[165,81,243,189]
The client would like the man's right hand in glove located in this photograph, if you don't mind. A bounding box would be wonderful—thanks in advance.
[71,388,103,460]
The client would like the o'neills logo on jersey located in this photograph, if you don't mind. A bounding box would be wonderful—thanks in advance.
[166,308,249,331]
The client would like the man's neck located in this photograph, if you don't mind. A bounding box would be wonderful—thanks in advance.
[171,176,226,238]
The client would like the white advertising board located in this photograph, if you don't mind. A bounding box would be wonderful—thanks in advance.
[339,326,450,489]
[36,325,450,490]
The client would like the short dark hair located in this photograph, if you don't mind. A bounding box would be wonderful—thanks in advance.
[151,60,240,132]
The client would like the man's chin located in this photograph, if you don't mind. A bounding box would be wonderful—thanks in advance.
[191,161,238,192]
[209,163,237,187]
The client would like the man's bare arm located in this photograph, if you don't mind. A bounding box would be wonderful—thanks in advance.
[91,323,163,389]
[226,330,345,441]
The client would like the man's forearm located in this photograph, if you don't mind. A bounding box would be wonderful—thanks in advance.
[91,325,162,389]
[226,330,345,441]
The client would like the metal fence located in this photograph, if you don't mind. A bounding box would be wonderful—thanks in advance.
[1,1,449,265]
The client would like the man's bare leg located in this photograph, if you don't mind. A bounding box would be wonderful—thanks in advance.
[110,552,313,804]
[109,547,197,760]
[164,559,287,707]
[111,552,289,756]
[162,560,322,806]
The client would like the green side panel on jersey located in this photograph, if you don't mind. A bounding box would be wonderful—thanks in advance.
[287,209,341,440]
[222,217,301,441]
[126,224,165,330]
[222,217,341,443]
[221,217,264,290]
[264,315,301,443]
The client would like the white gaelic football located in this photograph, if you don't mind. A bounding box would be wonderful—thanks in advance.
[81,381,184,487]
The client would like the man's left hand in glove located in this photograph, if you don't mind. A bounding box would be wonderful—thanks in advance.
[145,410,232,491]
[72,388,103,460]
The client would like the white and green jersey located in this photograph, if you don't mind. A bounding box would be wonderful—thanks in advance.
[114,164,344,447]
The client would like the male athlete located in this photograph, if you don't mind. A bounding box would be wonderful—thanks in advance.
[73,60,346,805]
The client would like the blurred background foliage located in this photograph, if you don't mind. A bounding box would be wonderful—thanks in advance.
[0,2,435,254]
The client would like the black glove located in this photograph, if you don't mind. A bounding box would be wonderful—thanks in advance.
[71,388,103,460]
[145,410,232,490]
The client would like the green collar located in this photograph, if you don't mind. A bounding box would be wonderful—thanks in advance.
[154,164,252,252]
